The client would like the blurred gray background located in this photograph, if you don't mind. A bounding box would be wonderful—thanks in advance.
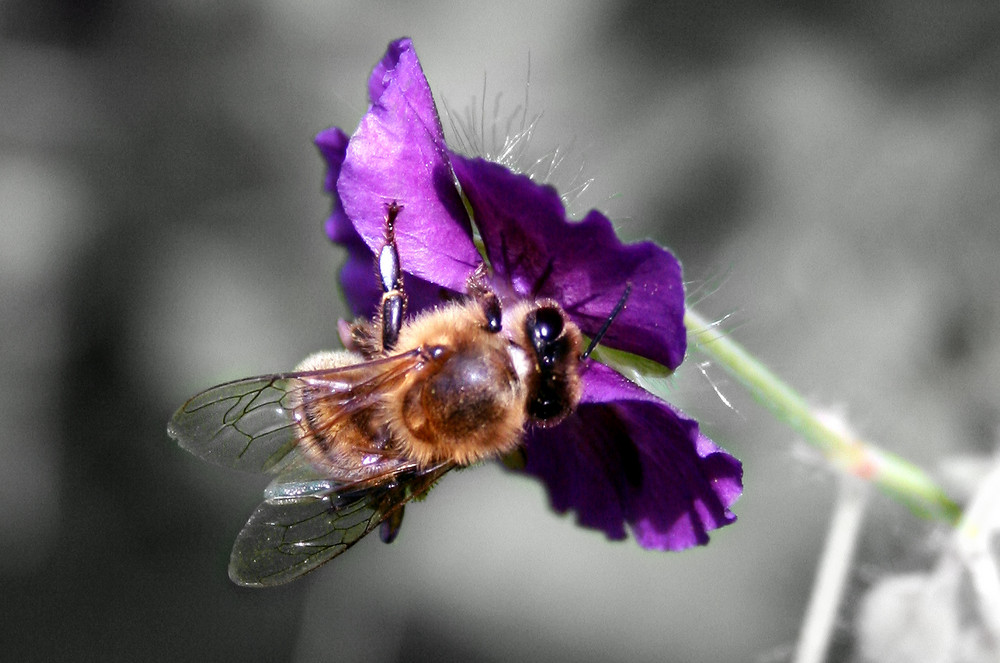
[3,1,999,661]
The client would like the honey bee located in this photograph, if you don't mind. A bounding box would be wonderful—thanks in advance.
[168,202,628,586]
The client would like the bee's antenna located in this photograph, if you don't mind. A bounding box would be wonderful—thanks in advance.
[581,283,632,360]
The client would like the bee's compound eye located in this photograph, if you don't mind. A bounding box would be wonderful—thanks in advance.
[530,307,564,345]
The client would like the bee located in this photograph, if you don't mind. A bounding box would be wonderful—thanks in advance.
[168,202,629,587]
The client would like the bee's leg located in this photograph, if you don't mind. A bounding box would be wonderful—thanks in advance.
[467,262,502,333]
[379,506,405,544]
[378,202,407,352]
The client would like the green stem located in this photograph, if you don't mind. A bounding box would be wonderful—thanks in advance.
[684,307,961,524]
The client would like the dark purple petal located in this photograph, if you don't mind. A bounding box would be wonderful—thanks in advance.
[316,127,377,316]
[337,241,379,318]
[337,38,481,294]
[315,126,352,243]
[521,361,742,550]
[451,155,687,370]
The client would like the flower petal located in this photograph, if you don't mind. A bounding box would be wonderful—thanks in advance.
[316,126,446,317]
[337,38,481,293]
[521,361,742,550]
[451,155,687,370]
[316,127,378,316]
[340,243,451,319]
[315,127,352,243]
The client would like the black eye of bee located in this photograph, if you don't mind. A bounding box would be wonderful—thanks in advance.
[531,307,563,341]
[529,306,564,366]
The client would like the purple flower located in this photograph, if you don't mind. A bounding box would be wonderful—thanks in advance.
[315,38,741,550]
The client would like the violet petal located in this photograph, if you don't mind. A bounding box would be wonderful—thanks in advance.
[452,155,687,370]
[337,38,481,294]
[315,126,352,244]
[521,361,742,550]
[316,126,378,316]
[341,240,455,319]
[317,105,450,317]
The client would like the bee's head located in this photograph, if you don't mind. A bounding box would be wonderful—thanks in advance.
[521,302,583,425]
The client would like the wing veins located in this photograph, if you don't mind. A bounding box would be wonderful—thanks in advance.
[230,462,454,586]
[169,350,426,474]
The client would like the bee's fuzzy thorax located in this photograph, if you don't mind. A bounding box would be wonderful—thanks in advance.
[387,299,529,467]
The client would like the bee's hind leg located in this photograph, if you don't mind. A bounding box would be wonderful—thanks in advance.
[379,506,405,544]
[377,201,407,352]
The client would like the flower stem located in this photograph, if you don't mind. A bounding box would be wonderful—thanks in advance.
[684,307,961,524]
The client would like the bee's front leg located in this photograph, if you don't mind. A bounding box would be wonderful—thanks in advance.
[378,201,407,352]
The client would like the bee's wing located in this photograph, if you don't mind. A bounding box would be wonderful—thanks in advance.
[260,446,411,500]
[229,462,454,587]
[167,350,424,474]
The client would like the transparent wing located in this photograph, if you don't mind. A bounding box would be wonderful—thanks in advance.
[263,449,339,499]
[229,462,454,587]
[167,350,424,474]
[260,447,412,500]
